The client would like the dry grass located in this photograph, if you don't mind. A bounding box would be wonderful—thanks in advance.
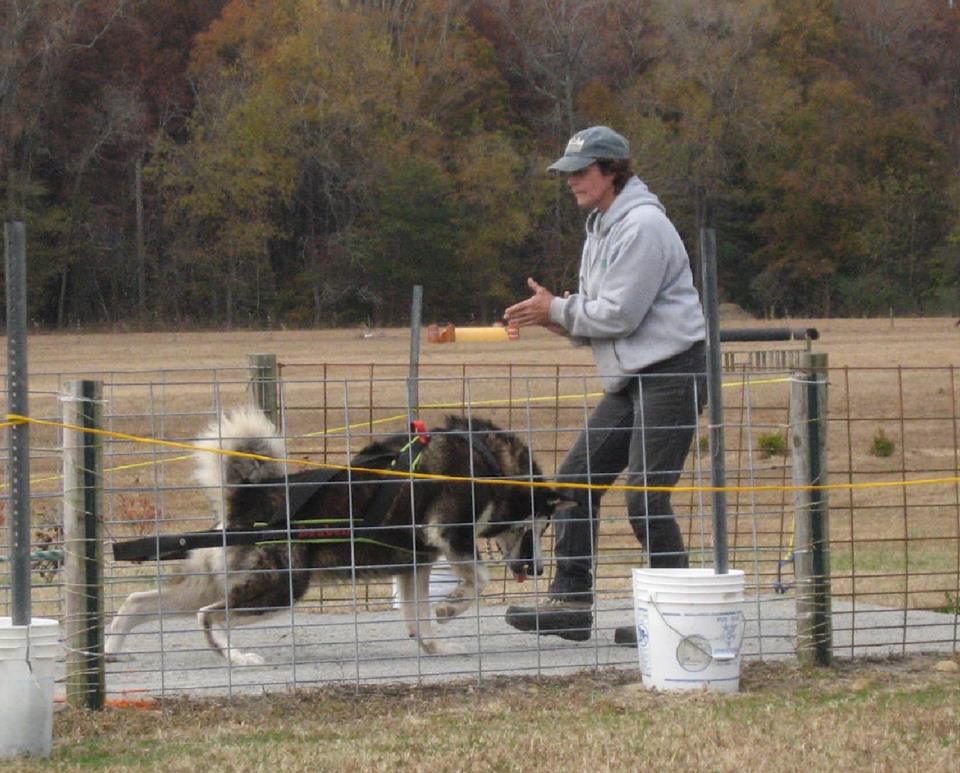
[9,314,957,372]
[1,655,956,772]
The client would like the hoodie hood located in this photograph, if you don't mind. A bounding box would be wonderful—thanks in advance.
[586,176,665,239]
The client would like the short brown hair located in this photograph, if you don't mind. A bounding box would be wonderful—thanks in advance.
[595,158,633,193]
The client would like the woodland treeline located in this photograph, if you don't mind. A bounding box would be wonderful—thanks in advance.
[2,0,959,328]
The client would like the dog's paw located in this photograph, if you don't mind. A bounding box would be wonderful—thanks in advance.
[433,602,467,623]
[418,639,460,656]
[103,652,130,664]
[228,650,266,667]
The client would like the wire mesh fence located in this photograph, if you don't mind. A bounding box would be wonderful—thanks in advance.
[2,354,960,701]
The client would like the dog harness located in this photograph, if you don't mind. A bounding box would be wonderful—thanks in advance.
[112,422,506,563]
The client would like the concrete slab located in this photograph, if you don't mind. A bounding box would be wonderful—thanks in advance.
[68,595,960,699]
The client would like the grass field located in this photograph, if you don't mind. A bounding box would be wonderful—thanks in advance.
[3,317,960,768]
[3,656,957,772]
[11,313,958,372]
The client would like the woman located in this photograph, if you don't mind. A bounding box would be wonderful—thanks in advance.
[503,126,706,643]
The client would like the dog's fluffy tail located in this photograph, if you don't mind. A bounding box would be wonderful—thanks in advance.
[195,406,286,521]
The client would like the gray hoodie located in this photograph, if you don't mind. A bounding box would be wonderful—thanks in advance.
[549,176,706,392]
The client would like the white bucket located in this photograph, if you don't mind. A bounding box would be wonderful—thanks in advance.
[427,562,460,601]
[392,560,461,610]
[0,617,61,759]
[632,568,745,693]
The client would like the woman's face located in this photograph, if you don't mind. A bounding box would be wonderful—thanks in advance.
[567,164,617,212]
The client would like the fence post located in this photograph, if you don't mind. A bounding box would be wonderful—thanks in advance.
[63,380,105,709]
[248,353,279,426]
[407,285,423,420]
[791,352,832,666]
[5,221,32,626]
[700,227,729,573]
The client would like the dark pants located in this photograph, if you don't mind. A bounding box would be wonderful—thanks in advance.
[550,341,706,603]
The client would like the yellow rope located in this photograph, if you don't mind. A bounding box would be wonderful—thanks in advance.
[305,376,790,437]
[6,411,960,495]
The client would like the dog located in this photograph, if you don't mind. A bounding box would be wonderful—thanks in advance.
[105,406,567,665]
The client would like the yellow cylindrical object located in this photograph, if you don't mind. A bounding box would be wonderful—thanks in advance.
[452,326,518,343]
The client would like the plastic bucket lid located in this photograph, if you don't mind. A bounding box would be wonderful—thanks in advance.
[28,620,60,649]
[633,568,745,605]
[634,569,744,588]
[634,568,745,583]
[0,618,60,660]
[0,617,59,630]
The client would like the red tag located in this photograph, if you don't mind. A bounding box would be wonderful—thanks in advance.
[410,419,429,444]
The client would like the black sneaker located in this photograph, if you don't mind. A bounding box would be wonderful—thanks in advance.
[614,625,638,647]
[504,598,592,641]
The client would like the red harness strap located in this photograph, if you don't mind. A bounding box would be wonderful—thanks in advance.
[411,419,429,445]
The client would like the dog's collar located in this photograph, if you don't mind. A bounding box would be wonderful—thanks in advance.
[394,420,431,472]
[410,419,429,444]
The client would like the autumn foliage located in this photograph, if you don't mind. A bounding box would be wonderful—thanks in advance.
[1,0,958,326]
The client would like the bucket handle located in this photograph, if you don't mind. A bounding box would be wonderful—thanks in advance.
[645,593,746,662]
[712,648,739,662]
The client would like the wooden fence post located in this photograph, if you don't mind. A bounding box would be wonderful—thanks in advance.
[791,352,833,666]
[63,380,105,709]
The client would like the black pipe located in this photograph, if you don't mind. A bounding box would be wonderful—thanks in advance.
[720,327,819,343]
[112,522,417,563]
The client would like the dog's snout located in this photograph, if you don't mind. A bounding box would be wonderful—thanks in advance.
[505,527,545,579]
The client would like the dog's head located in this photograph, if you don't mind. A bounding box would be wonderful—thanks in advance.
[432,414,575,581]
[492,485,575,582]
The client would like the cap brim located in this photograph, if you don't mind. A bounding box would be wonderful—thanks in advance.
[547,155,595,173]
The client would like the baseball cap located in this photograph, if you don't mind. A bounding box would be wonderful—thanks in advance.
[547,126,631,173]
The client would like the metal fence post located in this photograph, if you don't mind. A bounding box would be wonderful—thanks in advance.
[63,380,105,709]
[5,221,32,626]
[791,352,832,665]
[700,227,728,573]
[407,285,423,420]
[248,353,279,426]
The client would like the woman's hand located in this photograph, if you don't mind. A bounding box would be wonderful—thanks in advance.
[504,277,559,328]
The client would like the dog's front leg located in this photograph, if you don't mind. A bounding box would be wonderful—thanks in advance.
[397,567,453,655]
[434,558,488,623]
[104,589,162,660]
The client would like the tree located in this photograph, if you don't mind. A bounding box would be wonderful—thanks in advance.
[157,0,535,326]
[1,0,230,325]
[447,131,535,318]
[744,1,958,316]
[3,1,958,326]
[1,1,135,324]
[471,0,654,138]
[346,157,462,321]
[619,0,788,297]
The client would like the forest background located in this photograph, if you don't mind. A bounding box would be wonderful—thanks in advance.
[2,0,959,329]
